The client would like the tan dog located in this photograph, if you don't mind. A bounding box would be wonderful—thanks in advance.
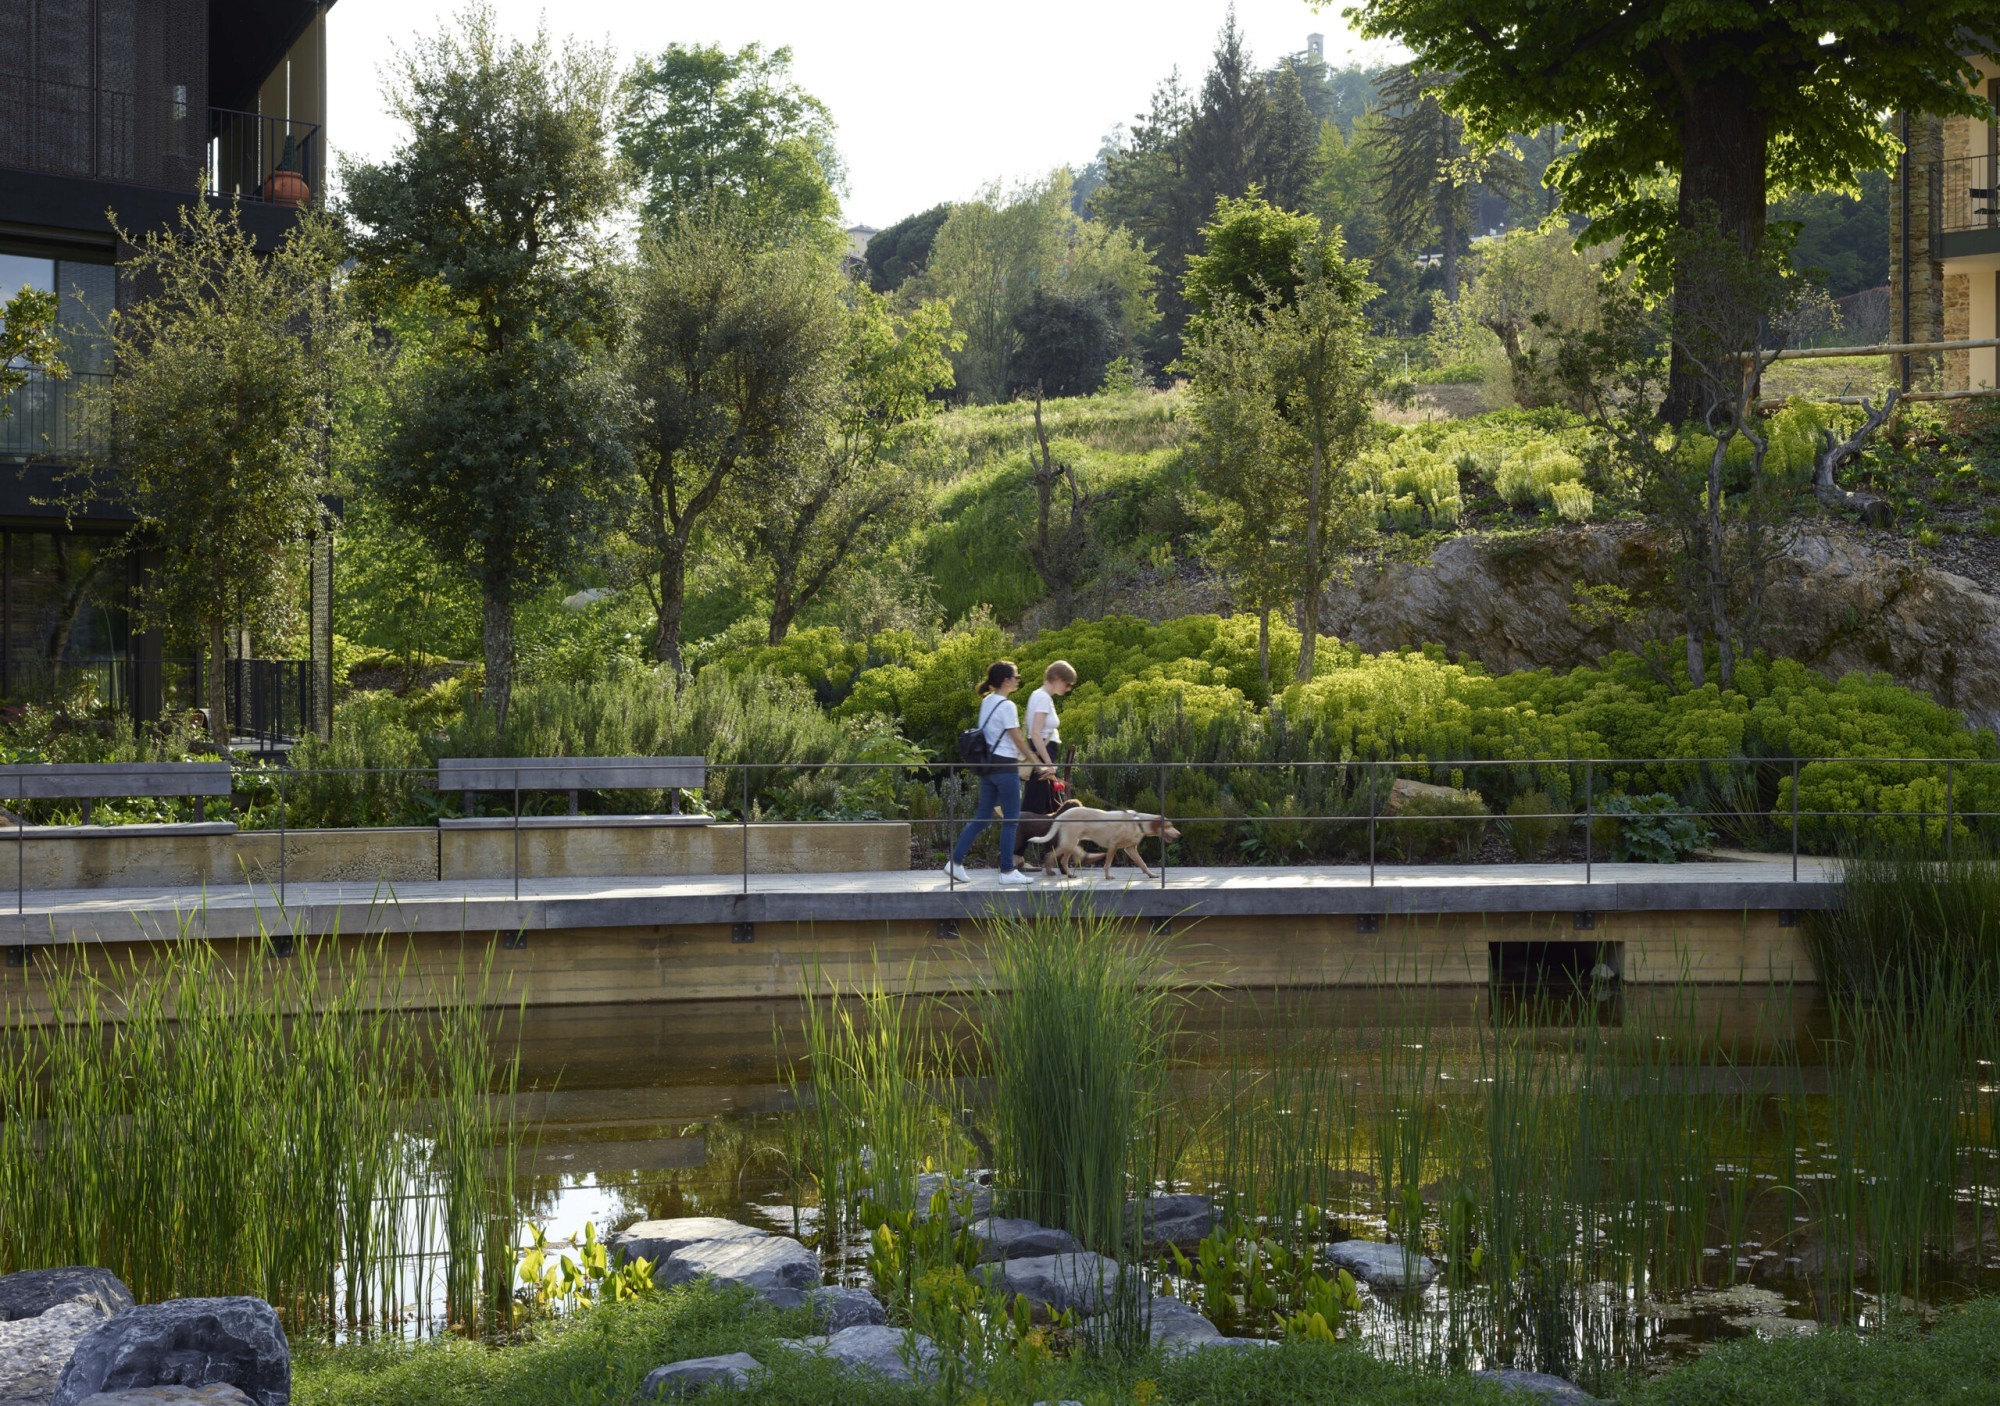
[1025,807,1182,879]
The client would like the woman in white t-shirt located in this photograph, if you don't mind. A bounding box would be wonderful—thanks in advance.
[1022,659,1077,777]
[945,661,1033,885]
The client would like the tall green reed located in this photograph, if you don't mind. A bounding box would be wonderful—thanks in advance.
[1806,851,2000,999]
[979,904,1177,1353]
[0,925,527,1340]
[782,968,967,1262]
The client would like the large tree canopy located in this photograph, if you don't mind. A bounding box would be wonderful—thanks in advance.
[1350,0,1998,415]
[620,41,844,245]
[346,4,628,726]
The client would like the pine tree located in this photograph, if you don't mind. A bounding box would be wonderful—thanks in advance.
[1094,71,1201,363]
[1372,64,1525,301]
[1259,65,1323,213]
[1184,11,1268,219]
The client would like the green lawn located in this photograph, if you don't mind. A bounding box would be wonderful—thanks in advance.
[295,1290,2000,1406]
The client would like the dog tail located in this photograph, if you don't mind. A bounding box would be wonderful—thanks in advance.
[1023,832,1055,845]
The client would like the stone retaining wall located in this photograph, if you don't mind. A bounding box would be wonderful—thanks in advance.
[0,821,911,890]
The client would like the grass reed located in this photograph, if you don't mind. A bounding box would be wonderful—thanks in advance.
[0,924,527,1341]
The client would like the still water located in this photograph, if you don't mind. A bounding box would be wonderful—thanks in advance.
[485,987,1999,1379]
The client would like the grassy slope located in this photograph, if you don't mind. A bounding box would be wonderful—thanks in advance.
[296,1286,2000,1406]
[911,389,1197,624]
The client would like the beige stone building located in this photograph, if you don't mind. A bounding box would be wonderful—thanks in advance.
[1891,55,2000,393]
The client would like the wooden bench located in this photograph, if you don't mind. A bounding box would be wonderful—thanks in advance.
[435,756,711,830]
[0,761,235,828]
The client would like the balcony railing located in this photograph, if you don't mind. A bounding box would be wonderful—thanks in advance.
[0,372,107,464]
[1930,154,1999,236]
[206,108,321,209]
[0,75,319,208]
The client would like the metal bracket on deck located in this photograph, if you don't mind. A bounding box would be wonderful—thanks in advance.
[502,930,528,951]
[1573,912,1597,931]
[266,931,296,958]
[732,921,755,944]
[1355,914,1381,934]
[935,919,959,941]
[1778,909,1801,928]
[5,944,30,968]
[1149,917,1174,936]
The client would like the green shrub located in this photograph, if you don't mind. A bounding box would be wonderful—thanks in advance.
[1386,790,1489,863]
[1502,789,1564,860]
[1595,792,1711,863]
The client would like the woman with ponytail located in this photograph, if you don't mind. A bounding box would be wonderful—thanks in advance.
[945,661,1033,885]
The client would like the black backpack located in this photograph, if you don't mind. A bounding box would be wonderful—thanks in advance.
[956,695,1005,773]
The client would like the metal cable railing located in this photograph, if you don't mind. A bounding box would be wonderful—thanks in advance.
[3,755,1995,914]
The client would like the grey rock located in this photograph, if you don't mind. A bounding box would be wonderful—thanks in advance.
[1125,1194,1216,1248]
[807,1286,885,1332]
[52,1298,289,1406]
[78,1389,255,1406]
[1316,524,2000,738]
[0,1269,135,1324]
[978,1252,1131,1317]
[967,1218,1081,1263]
[1182,1337,1278,1351]
[1323,1239,1439,1291]
[781,1325,936,1384]
[613,1218,766,1268]
[0,1303,108,1406]
[910,1173,992,1223]
[638,1353,762,1398]
[1146,1295,1220,1345]
[1474,1369,1600,1405]
[659,1236,821,1309]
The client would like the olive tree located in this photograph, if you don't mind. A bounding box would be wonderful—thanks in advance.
[81,203,356,751]
[1181,217,1377,682]
[345,5,628,727]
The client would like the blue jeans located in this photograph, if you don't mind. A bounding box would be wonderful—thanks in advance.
[950,767,1021,871]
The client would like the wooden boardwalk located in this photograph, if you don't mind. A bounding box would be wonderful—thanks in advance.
[0,855,1839,946]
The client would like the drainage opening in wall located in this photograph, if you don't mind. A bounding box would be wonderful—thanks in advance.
[1489,940,1623,1026]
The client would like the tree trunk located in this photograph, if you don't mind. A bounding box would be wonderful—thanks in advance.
[1706,438,1735,689]
[654,533,690,670]
[1663,75,1769,424]
[1257,606,1271,694]
[1437,105,1462,302]
[482,588,513,733]
[205,619,230,755]
[1297,438,1325,682]
[768,578,798,645]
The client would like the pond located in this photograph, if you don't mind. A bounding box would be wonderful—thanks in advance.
[488,980,2000,1386]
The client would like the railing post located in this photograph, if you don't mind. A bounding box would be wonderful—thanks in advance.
[512,768,520,903]
[279,767,287,894]
[1368,763,1378,888]
[1157,762,1168,890]
[741,765,750,897]
[1789,758,1801,884]
[1583,760,1594,886]
[1944,760,1956,863]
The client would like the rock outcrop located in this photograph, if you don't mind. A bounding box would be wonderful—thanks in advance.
[1320,524,2000,735]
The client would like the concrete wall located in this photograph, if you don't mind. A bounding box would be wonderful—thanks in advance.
[1,821,911,890]
[438,821,910,881]
[0,907,1817,1025]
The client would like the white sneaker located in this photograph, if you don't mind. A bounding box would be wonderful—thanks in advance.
[997,869,1032,886]
[944,861,973,883]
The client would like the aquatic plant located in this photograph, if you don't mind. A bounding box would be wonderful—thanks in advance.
[0,926,525,1339]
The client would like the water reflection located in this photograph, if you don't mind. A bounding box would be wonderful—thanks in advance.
[480,984,1996,1376]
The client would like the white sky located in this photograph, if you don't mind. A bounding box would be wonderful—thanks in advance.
[326,0,1402,229]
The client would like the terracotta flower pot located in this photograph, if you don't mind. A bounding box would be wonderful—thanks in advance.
[265,168,310,208]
